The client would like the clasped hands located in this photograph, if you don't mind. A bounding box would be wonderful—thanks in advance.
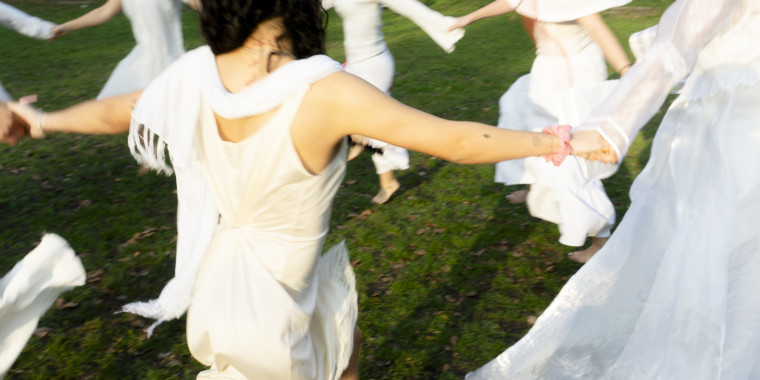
[543,124,618,165]
[0,96,45,145]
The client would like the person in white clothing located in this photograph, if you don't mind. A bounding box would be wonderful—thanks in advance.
[4,0,609,377]
[323,0,464,204]
[0,2,55,101]
[50,0,199,99]
[467,0,760,378]
[449,0,632,262]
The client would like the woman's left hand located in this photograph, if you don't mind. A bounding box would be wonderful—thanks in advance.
[570,130,618,164]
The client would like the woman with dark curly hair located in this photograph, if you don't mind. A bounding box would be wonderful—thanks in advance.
[6,0,609,377]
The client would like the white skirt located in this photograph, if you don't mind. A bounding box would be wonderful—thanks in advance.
[186,228,357,380]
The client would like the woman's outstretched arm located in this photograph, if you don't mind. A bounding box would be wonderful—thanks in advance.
[7,90,141,138]
[299,72,598,168]
[51,0,122,39]
[447,0,515,31]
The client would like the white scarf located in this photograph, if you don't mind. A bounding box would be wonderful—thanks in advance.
[124,46,342,335]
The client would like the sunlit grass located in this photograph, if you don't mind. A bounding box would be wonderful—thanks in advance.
[1,1,668,378]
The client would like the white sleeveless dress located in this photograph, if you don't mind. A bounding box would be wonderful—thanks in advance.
[468,0,760,378]
[125,47,357,379]
[493,0,627,246]
[187,88,355,379]
[97,0,185,99]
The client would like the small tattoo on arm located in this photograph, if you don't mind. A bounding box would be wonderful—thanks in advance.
[532,136,541,146]
[483,134,491,139]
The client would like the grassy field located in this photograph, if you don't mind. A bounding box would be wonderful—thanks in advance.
[0,1,670,379]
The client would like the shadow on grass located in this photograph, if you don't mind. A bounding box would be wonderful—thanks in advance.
[357,179,557,379]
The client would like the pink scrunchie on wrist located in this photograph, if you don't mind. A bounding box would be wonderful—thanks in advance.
[541,124,572,166]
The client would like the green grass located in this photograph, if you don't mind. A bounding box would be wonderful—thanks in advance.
[1,0,670,379]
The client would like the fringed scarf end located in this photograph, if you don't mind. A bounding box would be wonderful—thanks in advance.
[128,118,174,176]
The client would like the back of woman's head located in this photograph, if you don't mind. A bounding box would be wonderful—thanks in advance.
[199,0,326,58]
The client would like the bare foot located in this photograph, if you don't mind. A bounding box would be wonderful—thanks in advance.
[371,179,400,204]
[505,189,528,204]
[568,236,609,263]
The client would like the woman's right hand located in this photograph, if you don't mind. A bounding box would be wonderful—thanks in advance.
[447,16,470,32]
[49,24,69,40]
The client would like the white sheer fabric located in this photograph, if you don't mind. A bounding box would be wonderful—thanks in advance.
[577,0,752,160]
[0,234,85,378]
[468,0,760,378]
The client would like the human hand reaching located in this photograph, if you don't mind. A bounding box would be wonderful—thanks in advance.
[447,17,470,32]
[569,130,618,164]
[0,102,27,146]
[49,24,69,40]
[7,95,46,139]
[0,95,40,145]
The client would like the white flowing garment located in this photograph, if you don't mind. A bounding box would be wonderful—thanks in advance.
[125,47,357,379]
[0,234,85,378]
[324,0,464,173]
[494,0,626,246]
[97,0,186,99]
[468,0,760,378]
[0,1,55,101]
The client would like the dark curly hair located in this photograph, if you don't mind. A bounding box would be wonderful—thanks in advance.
[199,0,327,58]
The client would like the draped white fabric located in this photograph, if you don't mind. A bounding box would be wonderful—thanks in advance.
[0,234,85,378]
[468,0,760,378]
[577,0,753,161]
[125,46,342,332]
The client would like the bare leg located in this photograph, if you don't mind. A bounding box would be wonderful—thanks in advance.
[371,171,400,205]
[340,326,362,380]
[505,188,529,204]
[568,236,610,264]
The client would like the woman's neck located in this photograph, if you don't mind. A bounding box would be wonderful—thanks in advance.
[215,18,296,93]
